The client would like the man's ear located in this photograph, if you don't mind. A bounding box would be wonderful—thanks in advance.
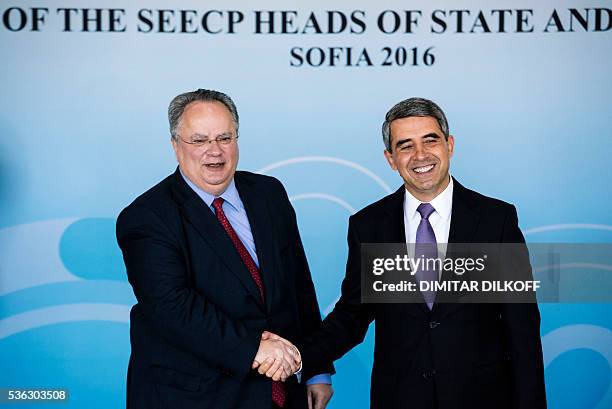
[447,135,455,158]
[171,137,179,157]
[384,149,398,171]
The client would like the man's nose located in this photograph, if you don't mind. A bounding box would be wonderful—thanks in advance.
[413,143,427,160]
[204,140,223,155]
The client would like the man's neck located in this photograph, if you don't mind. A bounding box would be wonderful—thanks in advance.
[405,175,451,202]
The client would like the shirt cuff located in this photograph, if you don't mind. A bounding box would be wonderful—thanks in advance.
[292,345,332,384]
[306,373,332,385]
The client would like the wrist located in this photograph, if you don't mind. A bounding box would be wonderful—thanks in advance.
[293,345,303,375]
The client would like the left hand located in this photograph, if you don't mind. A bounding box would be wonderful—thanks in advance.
[307,383,333,409]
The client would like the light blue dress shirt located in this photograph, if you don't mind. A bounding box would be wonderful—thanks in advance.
[180,170,331,386]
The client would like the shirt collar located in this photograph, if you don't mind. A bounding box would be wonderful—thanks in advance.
[404,175,454,221]
[179,168,241,211]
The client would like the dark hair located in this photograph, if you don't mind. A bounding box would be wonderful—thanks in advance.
[382,97,449,151]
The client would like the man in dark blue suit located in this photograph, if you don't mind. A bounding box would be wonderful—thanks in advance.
[298,97,547,409]
[117,89,333,409]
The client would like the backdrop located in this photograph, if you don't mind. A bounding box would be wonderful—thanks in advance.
[1,1,611,408]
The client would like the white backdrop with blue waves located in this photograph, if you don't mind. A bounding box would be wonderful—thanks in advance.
[1,1,611,408]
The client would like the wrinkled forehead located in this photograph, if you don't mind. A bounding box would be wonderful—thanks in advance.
[390,115,444,140]
[179,101,236,135]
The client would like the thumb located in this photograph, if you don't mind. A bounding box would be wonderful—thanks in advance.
[261,331,272,340]
[307,389,313,409]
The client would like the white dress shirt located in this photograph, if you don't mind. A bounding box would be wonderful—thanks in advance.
[403,176,454,266]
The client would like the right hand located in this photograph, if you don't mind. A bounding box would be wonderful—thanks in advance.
[252,332,301,381]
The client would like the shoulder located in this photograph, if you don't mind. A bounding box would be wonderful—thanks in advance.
[235,170,288,196]
[116,172,180,233]
[454,180,517,217]
[236,170,283,187]
[350,188,403,225]
[453,179,524,241]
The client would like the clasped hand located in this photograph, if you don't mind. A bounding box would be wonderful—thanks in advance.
[252,331,301,381]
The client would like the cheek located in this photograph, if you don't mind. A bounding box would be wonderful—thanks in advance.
[387,154,400,170]
[441,149,451,164]
[399,156,412,169]
[228,150,239,166]
[175,146,187,159]
[190,149,205,160]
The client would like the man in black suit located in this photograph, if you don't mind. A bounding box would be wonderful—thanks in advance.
[116,89,333,409]
[297,97,547,408]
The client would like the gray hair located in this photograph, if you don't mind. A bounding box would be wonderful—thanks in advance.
[168,89,239,139]
[382,97,449,152]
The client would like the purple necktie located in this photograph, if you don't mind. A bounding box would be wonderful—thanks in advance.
[415,203,438,309]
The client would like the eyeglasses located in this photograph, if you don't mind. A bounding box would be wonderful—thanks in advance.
[176,133,238,147]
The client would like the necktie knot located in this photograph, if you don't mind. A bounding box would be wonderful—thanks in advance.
[212,197,224,212]
[417,203,435,220]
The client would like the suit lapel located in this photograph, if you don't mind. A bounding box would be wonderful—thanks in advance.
[433,178,480,318]
[383,187,407,244]
[447,178,480,244]
[170,169,265,309]
[234,173,278,313]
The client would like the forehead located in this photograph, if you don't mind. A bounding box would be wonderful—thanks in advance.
[179,101,235,132]
[389,116,443,141]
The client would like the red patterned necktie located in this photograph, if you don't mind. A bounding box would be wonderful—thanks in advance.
[212,197,287,408]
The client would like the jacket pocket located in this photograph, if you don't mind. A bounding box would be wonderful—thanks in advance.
[146,365,201,392]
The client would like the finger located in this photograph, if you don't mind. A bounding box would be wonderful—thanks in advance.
[320,388,333,409]
[265,358,282,378]
[280,353,297,374]
[324,391,333,405]
[314,393,324,409]
[307,389,313,409]
[289,351,301,372]
[271,364,285,381]
[290,345,302,365]
[278,366,288,382]
[266,365,283,381]
[311,390,321,409]
[272,356,292,380]
[279,362,292,382]
[257,358,274,375]
[262,331,280,341]
[281,359,293,380]
[252,360,260,369]
[259,358,274,375]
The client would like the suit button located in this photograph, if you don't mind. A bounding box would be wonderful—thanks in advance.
[422,370,436,379]
[429,321,440,329]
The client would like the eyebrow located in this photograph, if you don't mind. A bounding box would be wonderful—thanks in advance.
[189,131,233,139]
[394,133,441,149]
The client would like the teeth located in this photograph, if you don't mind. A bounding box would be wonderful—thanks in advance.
[413,165,434,173]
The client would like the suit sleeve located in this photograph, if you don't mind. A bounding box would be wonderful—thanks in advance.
[499,205,547,409]
[274,179,335,379]
[300,215,375,376]
[116,204,261,380]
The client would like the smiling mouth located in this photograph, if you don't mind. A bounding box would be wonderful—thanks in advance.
[412,164,435,174]
[205,162,225,169]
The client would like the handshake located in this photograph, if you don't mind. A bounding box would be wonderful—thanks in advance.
[252,331,302,382]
